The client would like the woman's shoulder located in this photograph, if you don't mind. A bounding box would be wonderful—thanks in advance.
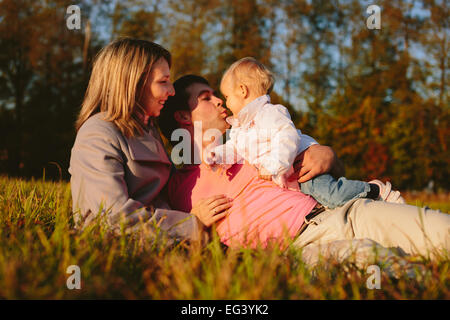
[79,113,120,136]
[74,113,125,151]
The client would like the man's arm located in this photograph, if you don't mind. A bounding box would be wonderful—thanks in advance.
[290,144,345,183]
[329,151,345,178]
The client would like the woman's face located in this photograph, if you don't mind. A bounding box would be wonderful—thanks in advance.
[139,58,175,117]
[186,82,230,133]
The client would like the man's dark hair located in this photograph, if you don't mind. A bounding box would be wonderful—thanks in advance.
[158,75,210,144]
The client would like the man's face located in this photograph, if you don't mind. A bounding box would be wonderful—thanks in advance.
[186,82,230,133]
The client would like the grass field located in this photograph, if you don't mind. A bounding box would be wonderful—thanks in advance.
[0,175,449,299]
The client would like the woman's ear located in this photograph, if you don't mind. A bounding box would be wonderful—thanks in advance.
[174,110,192,125]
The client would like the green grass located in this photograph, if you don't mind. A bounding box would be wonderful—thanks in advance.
[0,175,449,299]
[403,191,450,213]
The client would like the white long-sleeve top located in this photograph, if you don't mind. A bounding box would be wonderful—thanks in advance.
[209,95,317,190]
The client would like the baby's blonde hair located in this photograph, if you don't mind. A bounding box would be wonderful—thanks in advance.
[76,38,171,138]
[220,57,274,96]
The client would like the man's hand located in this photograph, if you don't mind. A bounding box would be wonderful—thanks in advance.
[288,145,344,184]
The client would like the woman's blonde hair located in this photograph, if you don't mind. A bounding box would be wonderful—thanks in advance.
[76,38,171,137]
[220,57,274,96]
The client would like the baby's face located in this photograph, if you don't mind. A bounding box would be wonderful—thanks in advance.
[220,78,246,116]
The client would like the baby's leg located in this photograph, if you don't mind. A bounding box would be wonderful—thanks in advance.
[300,174,375,209]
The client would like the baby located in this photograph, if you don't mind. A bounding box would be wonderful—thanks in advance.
[206,57,404,209]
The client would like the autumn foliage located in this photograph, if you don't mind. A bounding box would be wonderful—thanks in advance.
[0,0,448,190]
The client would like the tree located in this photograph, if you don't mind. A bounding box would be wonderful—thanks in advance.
[0,0,88,178]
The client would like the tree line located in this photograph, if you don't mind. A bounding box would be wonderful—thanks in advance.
[0,0,448,190]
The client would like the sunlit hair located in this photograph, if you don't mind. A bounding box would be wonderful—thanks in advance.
[76,38,171,137]
[220,57,274,96]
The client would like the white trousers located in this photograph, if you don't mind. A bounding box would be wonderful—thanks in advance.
[292,199,450,269]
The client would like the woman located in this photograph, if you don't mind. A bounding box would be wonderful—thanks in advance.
[69,38,232,241]
[160,74,450,266]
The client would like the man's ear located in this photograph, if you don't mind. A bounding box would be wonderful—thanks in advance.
[174,110,192,125]
[239,84,249,99]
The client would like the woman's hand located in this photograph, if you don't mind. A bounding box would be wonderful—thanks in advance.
[191,194,233,227]
[289,145,344,183]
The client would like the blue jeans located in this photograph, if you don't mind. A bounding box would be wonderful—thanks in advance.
[300,174,370,209]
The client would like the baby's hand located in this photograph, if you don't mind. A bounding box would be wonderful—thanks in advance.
[205,151,218,166]
[258,167,272,181]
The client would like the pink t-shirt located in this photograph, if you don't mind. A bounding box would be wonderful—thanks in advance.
[168,163,317,248]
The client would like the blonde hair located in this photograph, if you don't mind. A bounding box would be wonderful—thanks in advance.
[76,38,171,138]
[220,57,274,96]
